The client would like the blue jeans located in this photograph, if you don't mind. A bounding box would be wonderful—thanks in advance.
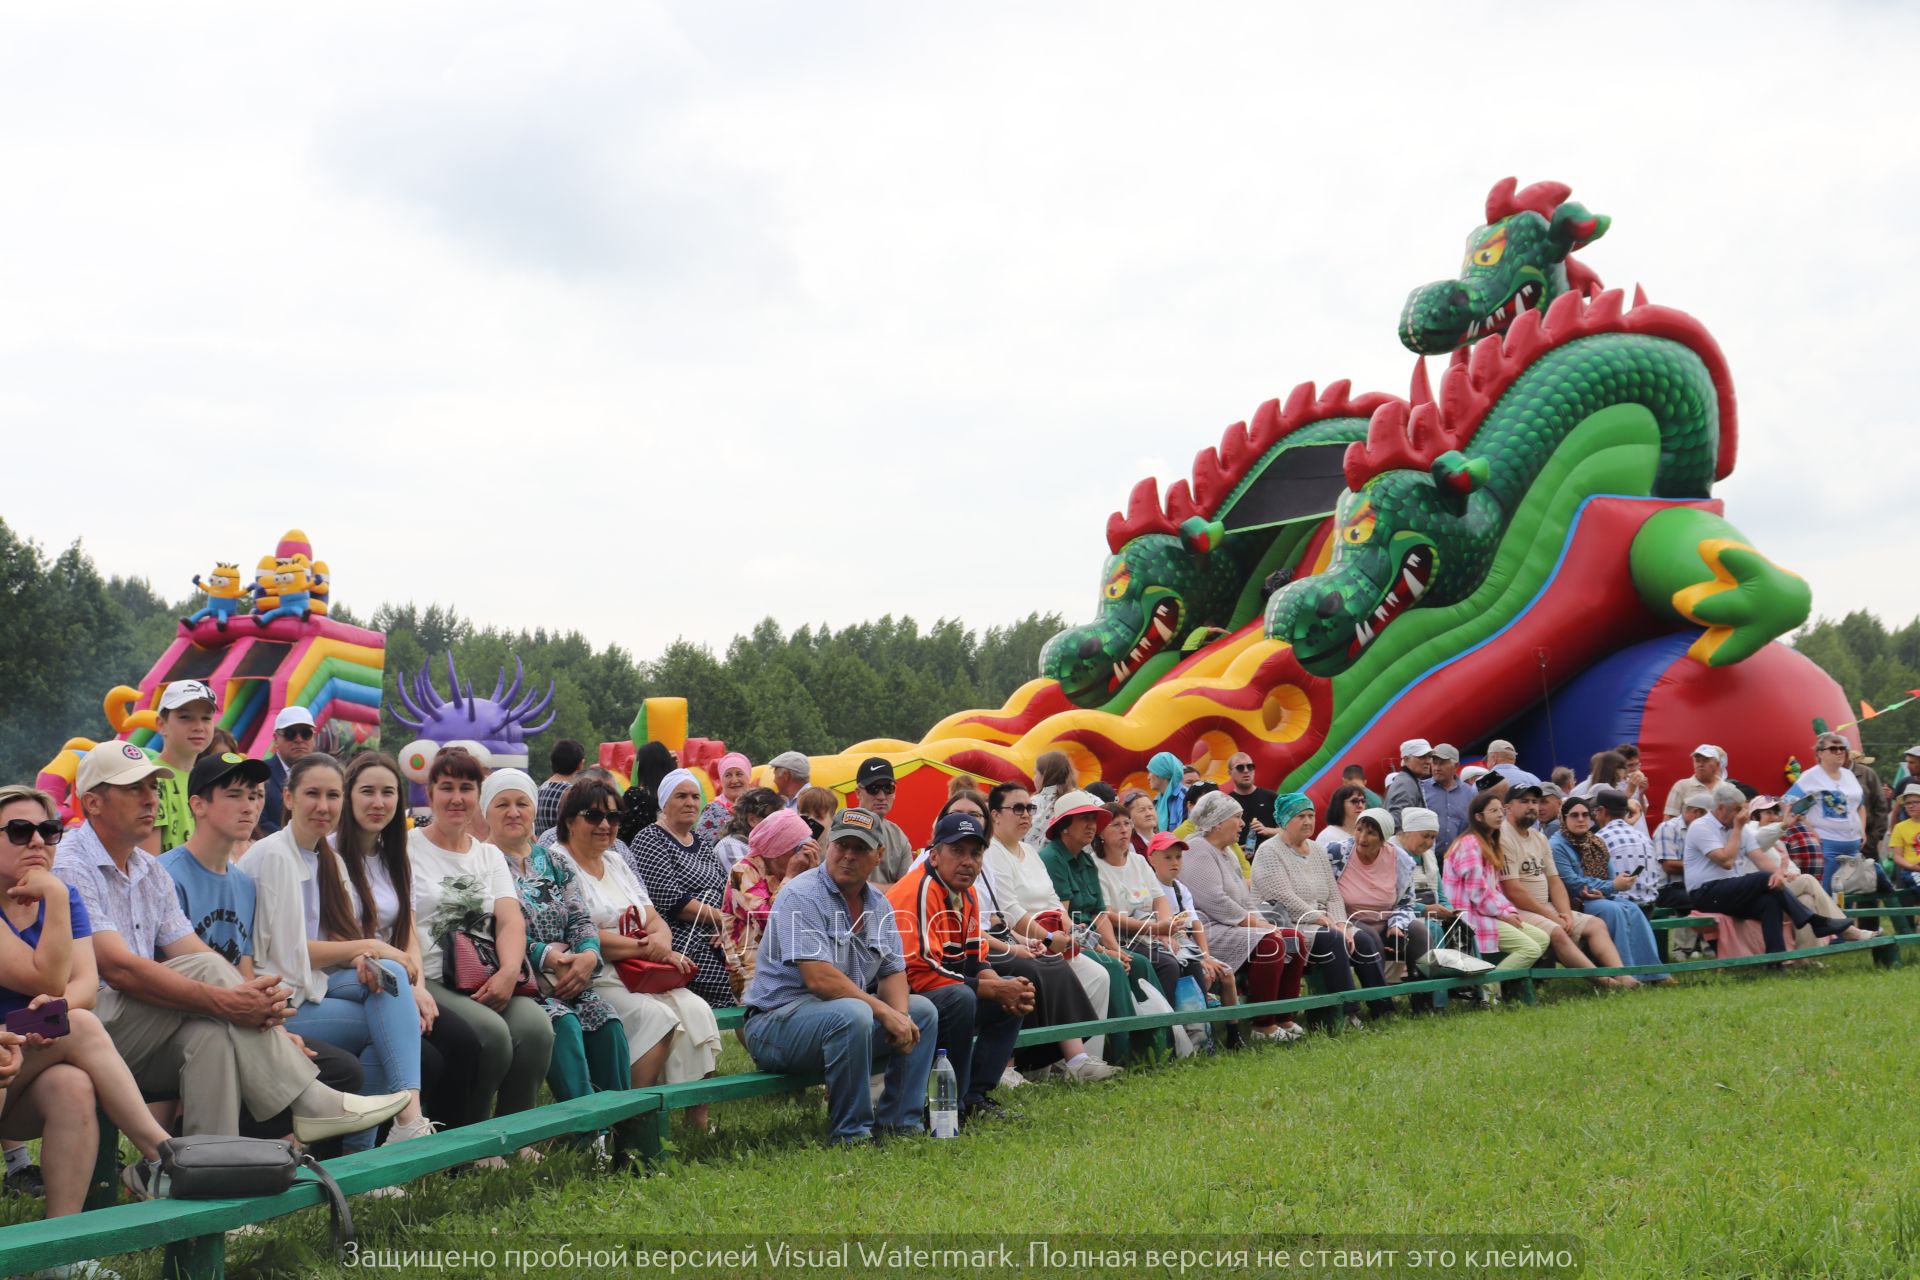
[923,983,1022,1109]
[1578,898,1668,980]
[286,963,424,1152]
[742,994,939,1142]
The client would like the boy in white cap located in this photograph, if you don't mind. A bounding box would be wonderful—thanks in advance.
[150,679,220,853]
[257,705,317,836]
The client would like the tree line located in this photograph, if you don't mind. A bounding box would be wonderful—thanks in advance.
[5,515,1915,783]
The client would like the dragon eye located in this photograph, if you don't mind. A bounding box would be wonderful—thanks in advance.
[1471,238,1506,268]
[1342,514,1378,546]
[1102,566,1132,600]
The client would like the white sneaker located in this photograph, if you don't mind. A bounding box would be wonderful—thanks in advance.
[1346,1014,1366,1031]
[382,1116,439,1145]
[292,1089,413,1145]
[1275,1021,1306,1041]
[1062,1056,1121,1082]
[999,1065,1029,1090]
[1251,1023,1304,1044]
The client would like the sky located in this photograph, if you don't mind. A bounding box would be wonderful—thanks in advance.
[3,3,1915,663]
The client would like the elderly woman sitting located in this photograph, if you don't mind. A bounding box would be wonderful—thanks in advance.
[486,770,630,1105]
[695,753,754,846]
[554,778,723,1131]
[1036,791,1157,1063]
[1251,792,1392,1022]
[1325,808,1433,980]
[720,810,817,996]
[627,769,737,1007]
[1179,790,1308,1042]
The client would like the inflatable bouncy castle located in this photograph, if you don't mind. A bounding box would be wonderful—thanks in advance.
[37,530,385,819]
[778,179,1844,839]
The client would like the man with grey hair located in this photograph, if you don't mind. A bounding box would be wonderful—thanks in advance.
[1683,782,1867,954]
[768,751,811,807]
[1420,744,1472,855]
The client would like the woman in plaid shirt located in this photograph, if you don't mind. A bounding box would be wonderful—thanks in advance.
[1441,792,1550,970]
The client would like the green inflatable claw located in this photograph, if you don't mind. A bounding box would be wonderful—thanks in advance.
[1629,506,1811,667]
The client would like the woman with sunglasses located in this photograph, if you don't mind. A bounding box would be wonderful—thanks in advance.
[1314,785,1368,864]
[981,784,1120,1080]
[0,785,174,1224]
[407,748,554,1147]
[1784,732,1872,894]
[331,753,484,1134]
[1548,798,1670,981]
[558,779,721,1130]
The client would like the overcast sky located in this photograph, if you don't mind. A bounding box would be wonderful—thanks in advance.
[4,3,1914,664]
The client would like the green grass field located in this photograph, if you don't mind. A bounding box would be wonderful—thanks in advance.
[40,952,1920,1279]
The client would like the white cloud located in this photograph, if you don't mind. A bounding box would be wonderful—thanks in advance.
[1,0,1914,668]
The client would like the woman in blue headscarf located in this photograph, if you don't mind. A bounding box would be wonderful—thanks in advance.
[1148,752,1189,833]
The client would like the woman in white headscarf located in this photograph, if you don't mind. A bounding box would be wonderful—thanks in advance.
[625,768,737,1006]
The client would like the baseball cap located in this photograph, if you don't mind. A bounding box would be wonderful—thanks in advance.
[1459,764,1488,783]
[158,680,218,713]
[930,812,987,848]
[1746,794,1781,818]
[275,706,316,732]
[1539,781,1566,800]
[1904,745,1920,760]
[76,741,172,795]
[1506,778,1546,799]
[855,758,896,790]
[1487,739,1517,756]
[768,750,812,780]
[1399,738,1432,760]
[826,807,884,850]
[1679,787,1713,812]
[187,751,271,798]
[1145,832,1189,854]
[1691,743,1723,761]
[1399,807,1439,834]
[1429,743,1460,763]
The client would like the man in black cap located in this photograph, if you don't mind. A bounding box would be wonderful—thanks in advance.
[855,758,916,888]
[885,813,1034,1124]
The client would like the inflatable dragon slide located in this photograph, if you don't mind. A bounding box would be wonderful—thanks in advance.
[804,179,1846,819]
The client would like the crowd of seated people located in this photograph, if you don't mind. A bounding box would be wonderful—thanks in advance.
[2,707,1904,1266]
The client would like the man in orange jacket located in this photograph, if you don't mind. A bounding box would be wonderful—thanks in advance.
[884,813,1034,1123]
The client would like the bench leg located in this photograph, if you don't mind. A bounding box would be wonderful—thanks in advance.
[85,1114,120,1212]
[163,1233,225,1280]
[616,1107,671,1166]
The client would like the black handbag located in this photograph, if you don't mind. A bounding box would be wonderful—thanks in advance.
[158,1135,356,1258]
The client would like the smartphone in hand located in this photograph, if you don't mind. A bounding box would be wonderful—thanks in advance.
[5,999,69,1039]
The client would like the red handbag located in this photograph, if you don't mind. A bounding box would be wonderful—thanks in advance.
[614,906,695,995]
[1032,908,1082,959]
[440,925,540,999]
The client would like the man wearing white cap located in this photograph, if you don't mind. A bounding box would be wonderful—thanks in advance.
[768,751,811,807]
[51,742,410,1143]
[257,705,318,837]
[1384,739,1432,831]
[150,679,221,854]
[1663,745,1725,819]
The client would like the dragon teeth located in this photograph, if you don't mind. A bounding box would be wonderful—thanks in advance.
[1355,619,1374,646]
[1404,568,1426,599]
[1154,618,1173,640]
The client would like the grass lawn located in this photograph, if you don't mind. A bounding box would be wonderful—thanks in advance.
[41,951,1920,1279]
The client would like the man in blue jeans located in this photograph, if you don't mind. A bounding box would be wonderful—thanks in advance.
[740,807,939,1144]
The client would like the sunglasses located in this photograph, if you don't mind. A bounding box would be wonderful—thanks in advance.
[4,819,64,847]
[998,803,1037,815]
[280,726,315,740]
[576,808,621,828]
[863,782,896,796]
[1819,745,1846,753]
[1231,764,1255,772]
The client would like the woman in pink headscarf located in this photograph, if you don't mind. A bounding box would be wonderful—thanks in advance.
[718,810,818,995]
[694,753,754,845]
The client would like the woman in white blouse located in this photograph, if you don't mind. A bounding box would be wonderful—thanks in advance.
[1092,802,1183,1000]
[552,777,722,1133]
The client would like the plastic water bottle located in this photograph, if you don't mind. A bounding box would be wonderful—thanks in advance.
[1173,974,1213,1054]
[927,1049,960,1138]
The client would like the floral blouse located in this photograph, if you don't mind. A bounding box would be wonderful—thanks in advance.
[507,843,615,1032]
[719,855,793,995]
[694,799,733,847]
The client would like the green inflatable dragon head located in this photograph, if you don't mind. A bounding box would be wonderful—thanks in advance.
[1399,178,1609,356]
[1041,387,1389,708]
